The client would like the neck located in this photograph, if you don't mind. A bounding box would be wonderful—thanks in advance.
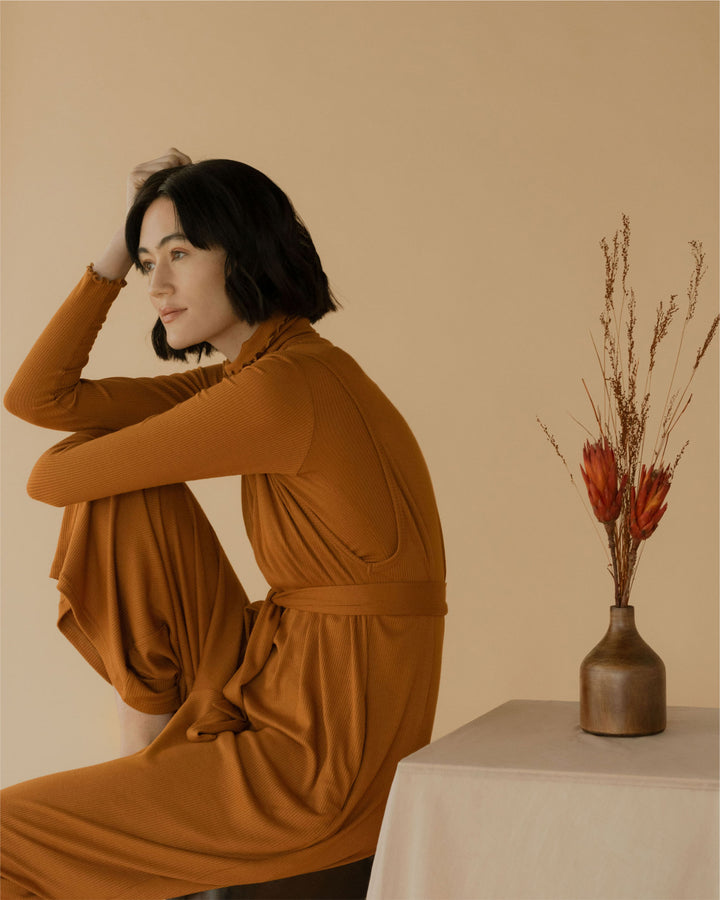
[215,319,260,362]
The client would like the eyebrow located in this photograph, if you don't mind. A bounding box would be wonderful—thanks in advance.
[137,232,188,255]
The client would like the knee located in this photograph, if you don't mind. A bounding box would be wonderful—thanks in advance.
[0,785,36,897]
[1,782,23,832]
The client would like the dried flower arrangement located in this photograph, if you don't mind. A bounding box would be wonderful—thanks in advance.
[539,216,719,606]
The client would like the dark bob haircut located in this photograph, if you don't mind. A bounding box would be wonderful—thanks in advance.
[125,159,338,362]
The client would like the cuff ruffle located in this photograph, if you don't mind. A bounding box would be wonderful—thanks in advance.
[86,264,128,288]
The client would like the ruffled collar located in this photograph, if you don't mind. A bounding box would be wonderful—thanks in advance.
[223,314,315,376]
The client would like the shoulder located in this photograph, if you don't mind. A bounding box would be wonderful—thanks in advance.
[223,350,314,424]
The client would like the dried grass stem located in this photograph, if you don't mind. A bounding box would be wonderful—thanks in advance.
[539,217,717,605]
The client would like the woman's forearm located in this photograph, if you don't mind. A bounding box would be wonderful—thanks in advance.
[3,268,125,428]
[3,265,226,435]
[93,226,133,282]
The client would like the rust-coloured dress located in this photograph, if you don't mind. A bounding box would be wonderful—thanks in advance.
[1,268,446,899]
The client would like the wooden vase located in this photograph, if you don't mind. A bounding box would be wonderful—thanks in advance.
[580,605,666,736]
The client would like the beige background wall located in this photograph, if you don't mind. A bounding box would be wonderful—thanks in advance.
[1,1,717,788]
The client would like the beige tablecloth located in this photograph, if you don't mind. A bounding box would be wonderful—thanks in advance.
[367,700,719,899]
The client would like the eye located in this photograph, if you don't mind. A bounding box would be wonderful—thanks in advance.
[171,249,187,261]
[140,259,155,274]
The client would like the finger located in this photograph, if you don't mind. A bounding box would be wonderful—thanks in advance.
[131,150,191,179]
[126,150,192,209]
[165,147,192,166]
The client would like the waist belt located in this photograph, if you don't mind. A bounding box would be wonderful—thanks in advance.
[270,581,447,617]
[185,580,446,742]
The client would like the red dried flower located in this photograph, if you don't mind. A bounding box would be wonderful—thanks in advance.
[580,438,627,524]
[630,464,672,542]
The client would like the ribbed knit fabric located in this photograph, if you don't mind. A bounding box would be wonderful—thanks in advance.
[0,267,446,899]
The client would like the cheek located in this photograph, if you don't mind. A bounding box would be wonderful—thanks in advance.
[217,286,238,319]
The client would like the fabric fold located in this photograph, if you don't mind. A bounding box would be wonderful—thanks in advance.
[185,690,250,741]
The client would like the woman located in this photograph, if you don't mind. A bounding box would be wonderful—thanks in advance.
[1,149,446,899]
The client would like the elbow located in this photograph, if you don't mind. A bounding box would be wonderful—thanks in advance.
[4,386,49,428]
[26,463,66,508]
[25,432,105,507]
[27,485,66,508]
[3,385,27,421]
[4,383,77,430]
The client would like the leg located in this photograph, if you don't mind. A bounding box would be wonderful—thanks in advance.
[0,738,262,900]
[0,720,377,899]
[50,483,250,714]
[115,689,174,755]
[1,484,253,898]
[1,485,387,896]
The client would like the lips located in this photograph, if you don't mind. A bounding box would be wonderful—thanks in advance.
[159,307,186,324]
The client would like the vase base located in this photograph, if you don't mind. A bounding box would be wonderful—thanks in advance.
[580,725,666,738]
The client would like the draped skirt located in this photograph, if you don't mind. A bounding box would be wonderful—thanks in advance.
[0,485,444,899]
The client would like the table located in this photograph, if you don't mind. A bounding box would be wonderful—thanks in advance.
[367,700,719,899]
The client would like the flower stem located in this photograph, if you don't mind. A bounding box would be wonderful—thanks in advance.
[620,540,640,606]
[605,522,621,605]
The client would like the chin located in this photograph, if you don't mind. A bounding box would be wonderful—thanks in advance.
[169,335,216,356]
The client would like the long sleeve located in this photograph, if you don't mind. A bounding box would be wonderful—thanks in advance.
[3,267,225,432]
[26,353,315,506]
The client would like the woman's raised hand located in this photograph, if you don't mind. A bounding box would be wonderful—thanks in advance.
[93,149,192,282]
[126,148,192,210]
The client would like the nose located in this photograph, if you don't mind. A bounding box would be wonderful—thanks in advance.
[148,259,174,304]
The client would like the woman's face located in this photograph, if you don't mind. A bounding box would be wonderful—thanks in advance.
[138,197,253,360]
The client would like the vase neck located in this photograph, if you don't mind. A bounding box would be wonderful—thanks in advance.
[609,605,636,630]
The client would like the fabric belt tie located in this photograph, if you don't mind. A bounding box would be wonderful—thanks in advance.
[270,581,447,617]
[186,581,446,742]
